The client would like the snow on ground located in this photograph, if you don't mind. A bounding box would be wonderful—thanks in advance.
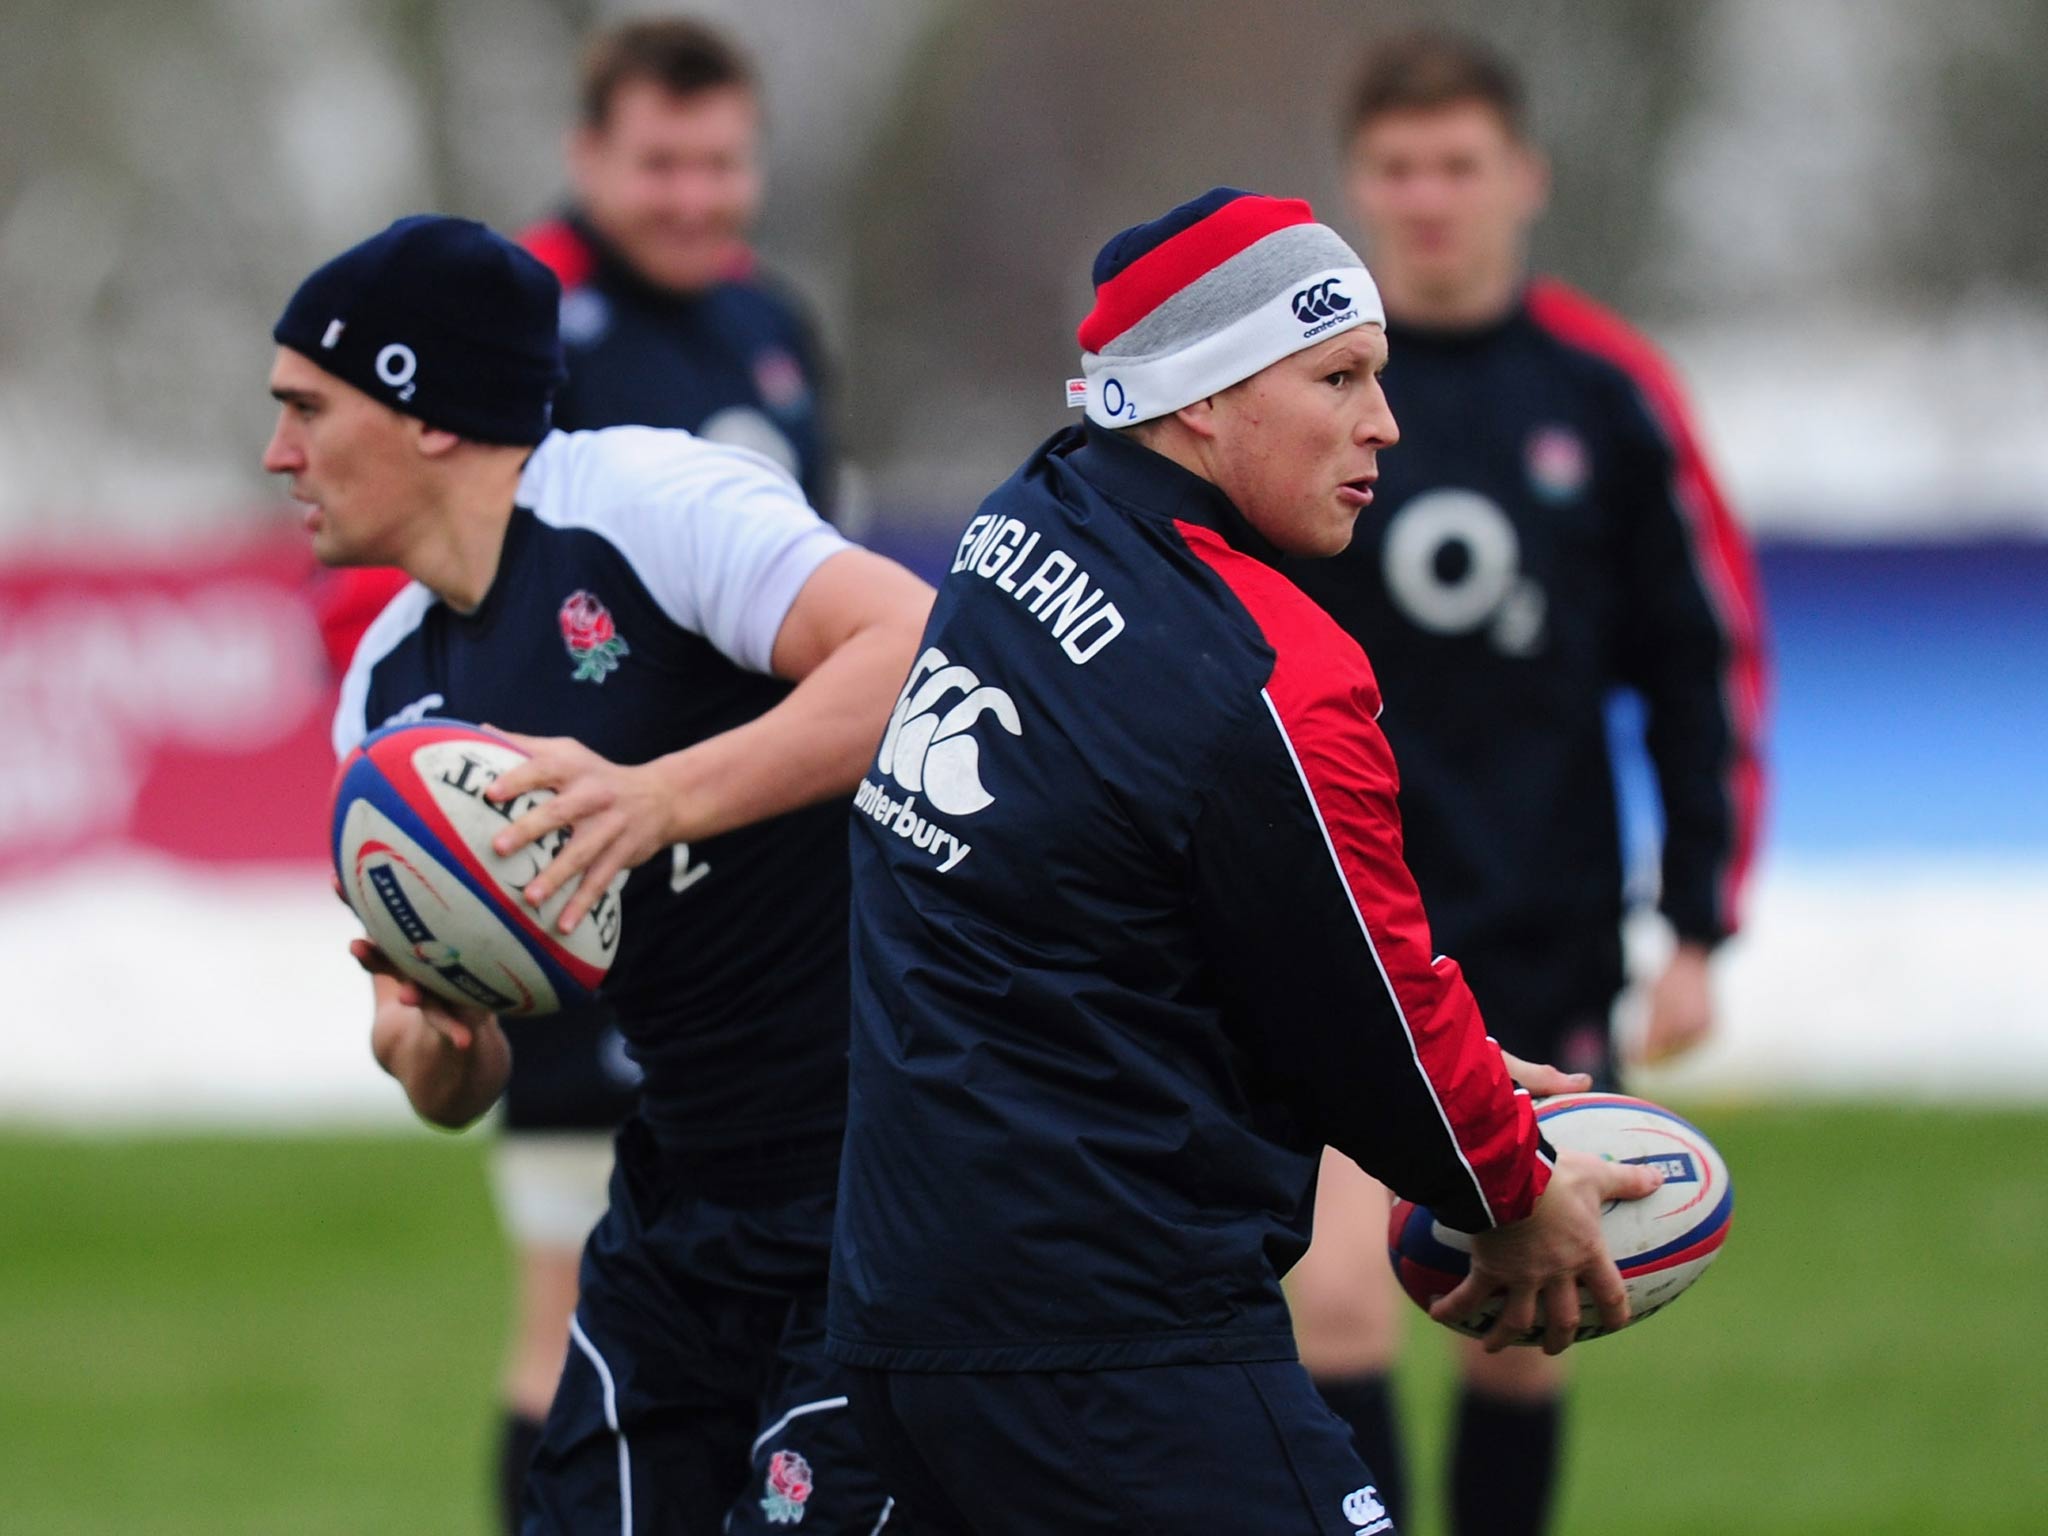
[1,853,2043,1130]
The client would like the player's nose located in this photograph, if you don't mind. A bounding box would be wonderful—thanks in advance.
[1356,385,1399,450]
[262,414,303,474]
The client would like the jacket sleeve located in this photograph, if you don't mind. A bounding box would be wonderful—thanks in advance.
[1186,658,1553,1233]
[1608,378,1769,945]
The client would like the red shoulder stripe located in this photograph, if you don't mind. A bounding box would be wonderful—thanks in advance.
[1175,519,1551,1227]
[1526,277,1768,933]
[315,565,412,678]
[518,218,595,291]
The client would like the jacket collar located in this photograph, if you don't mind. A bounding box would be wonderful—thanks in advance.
[1060,421,1287,565]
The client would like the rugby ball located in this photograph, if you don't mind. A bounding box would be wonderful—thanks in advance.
[330,719,623,1017]
[1388,1093,1732,1344]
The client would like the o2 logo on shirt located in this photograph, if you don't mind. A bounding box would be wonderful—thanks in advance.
[1380,489,1546,656]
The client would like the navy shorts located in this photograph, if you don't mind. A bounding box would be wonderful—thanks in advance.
[845,1359,1396,1535]
[522,1120,893,1535]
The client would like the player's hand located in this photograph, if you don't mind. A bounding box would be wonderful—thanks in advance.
[1638,942,1715,1065]
[353,939,508,1127]
[1499,1051,1592,1099]
[1431,1149,1664,1356]
[480,729,674,933]
[353,938,491,1054]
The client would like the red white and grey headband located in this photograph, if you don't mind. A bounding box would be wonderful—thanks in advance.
[1074,189,1384,429]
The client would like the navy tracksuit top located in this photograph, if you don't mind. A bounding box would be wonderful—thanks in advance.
[1286,281,1767,1039]
[523,213,835,514]
[829,423,1553,1373]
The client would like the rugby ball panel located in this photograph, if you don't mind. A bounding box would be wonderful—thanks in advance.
[340,797,559,1016]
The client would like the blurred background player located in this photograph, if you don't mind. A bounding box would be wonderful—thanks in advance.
[1282,31,1768,1536]
[305,19,845,1528]
[270,215,928,1533]
[522,17,836,511]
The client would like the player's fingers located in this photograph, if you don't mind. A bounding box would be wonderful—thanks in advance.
[1582,1255,1632,1333]
[353,942,426,1007]
[1482,1284,1538,1353]
[425,1012,474,1052]
[493,789,582,858]
[1501,1050,1593,1098]
[559,854,630,933]
[484,752,565,805]
[523,814,610,907]
[1429,1269,1497,1330]
[349,938,397,977]
[1597,1159,1666,1204]
[1540,1276,1581,1356]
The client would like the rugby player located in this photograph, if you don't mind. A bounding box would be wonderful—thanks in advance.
[1283,33,1768,1535]
[524,17,836,509]
[824,187,1664,1534]
[307,23,849,1527]
[265,214,929,1534]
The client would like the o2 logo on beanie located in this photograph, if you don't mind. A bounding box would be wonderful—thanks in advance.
[375,343,419,402]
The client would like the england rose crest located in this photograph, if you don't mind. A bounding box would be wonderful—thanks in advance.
[558,590,630,683]
[760,1449,814,1525]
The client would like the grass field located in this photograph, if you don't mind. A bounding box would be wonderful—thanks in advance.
[0,1105,2041,1535]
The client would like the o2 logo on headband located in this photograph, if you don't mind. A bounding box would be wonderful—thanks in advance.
[1098,377,1137,421]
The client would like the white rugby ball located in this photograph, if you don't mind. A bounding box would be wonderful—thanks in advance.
[1388,1093,1733,1344]
[330,720,623,1017]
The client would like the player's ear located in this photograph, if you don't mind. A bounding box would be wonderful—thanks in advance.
[413,420,464,460]
[1174,397,1220,441]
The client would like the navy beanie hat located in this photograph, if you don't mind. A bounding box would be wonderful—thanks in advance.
[273,215,568,446]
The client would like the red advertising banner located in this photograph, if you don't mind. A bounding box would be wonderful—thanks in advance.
[0,533,338,877]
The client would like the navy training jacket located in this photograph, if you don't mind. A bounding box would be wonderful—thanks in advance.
[522,213,836,515]
[828,423,1553,1373]
[1286,281,1767,1033]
